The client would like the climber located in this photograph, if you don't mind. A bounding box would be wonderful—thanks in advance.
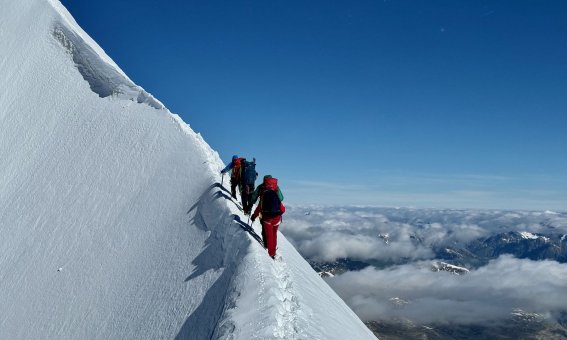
[251,175,283,205]
[220,155,245,199]
[240,158,258,214]
[251,176,285,259]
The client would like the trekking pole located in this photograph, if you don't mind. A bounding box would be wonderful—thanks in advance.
[247,216,250,226]
[221,172,224,187]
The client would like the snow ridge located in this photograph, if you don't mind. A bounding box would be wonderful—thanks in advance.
[52,24,164,109]
[48,0,163,109]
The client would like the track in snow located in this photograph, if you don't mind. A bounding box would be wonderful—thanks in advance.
[271,255,301,339]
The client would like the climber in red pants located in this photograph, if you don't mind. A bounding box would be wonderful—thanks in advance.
[251,176,285,259]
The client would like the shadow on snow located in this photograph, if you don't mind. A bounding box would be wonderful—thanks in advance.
[175,181,262,339]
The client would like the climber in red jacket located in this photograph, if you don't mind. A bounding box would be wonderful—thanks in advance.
[251,176,285,259]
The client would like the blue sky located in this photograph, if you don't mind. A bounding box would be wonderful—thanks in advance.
[60,0,567,210]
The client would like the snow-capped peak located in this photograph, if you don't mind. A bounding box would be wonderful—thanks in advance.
[519,231,549,242]
[431,261,469,275]
[520,231,539,240]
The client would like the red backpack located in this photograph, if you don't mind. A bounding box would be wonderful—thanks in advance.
[261,178,282,217]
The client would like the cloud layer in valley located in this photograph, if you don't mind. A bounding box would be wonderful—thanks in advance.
[283,206,567,263]
[327,255,567,324]
[282,206,567,324]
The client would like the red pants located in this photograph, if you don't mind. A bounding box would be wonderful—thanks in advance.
[261,216,281,257]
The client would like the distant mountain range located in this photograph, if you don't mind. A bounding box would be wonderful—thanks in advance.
[438,231,567,268]
[311,230,567,277]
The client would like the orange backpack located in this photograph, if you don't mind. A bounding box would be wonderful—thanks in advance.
[232,158,244,180]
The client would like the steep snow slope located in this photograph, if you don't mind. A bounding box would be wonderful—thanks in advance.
[0,0,376,339]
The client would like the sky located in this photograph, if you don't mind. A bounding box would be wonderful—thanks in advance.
[60,0,567,210]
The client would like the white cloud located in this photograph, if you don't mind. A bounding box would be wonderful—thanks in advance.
[282,206,567,263]
[293,231,433,262]
[281,206,567,325]
[283,208,438,262]
[327,255,567,324]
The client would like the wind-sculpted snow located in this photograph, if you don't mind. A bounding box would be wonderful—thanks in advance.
[52,25,164,109]
[47,0,163,109]
[0,1,375,339]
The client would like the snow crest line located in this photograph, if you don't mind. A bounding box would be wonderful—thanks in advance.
[51,25,163,109]
[208,186,304,339]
